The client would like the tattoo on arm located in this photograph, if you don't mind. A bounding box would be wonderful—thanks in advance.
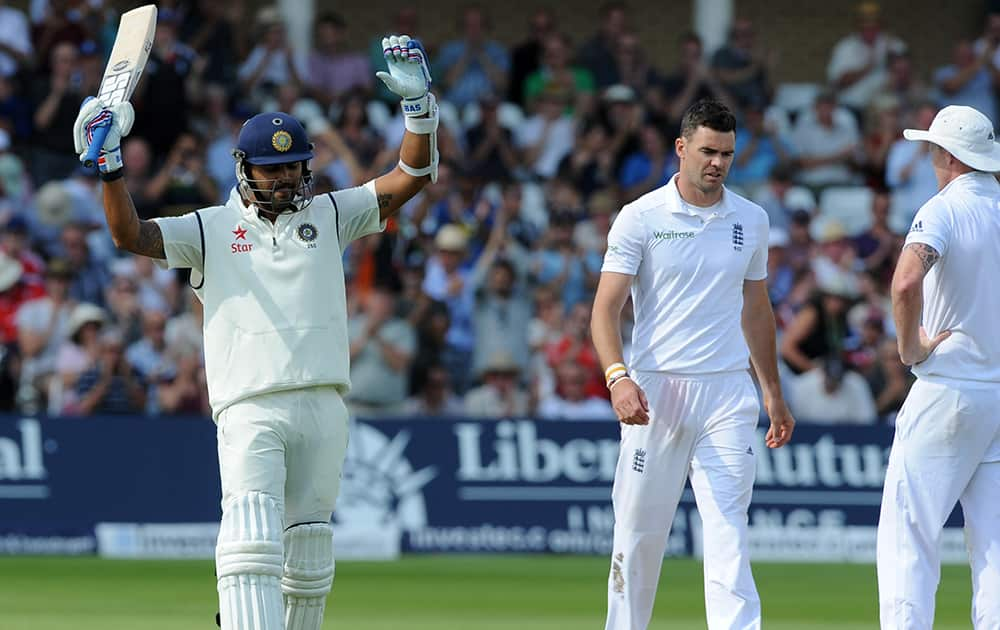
[377,193,393,210]
[133,220,166,259]
[905,242,940,273]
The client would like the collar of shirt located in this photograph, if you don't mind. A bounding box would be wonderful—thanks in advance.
[666,174,735,221]
[939,170,999,196]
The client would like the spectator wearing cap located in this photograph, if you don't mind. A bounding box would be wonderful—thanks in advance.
[886,102,939,226]
[73,328,146,416]
[463,350,530,418]
[423,224,476,393]
[346,281,417,416]
[618,123,677,201]
[826,2,906,114]
[306,13,372,107]
[780,271,859,376]
[790,89,861,190]
[934,39,1000,130]
[728,105,791,193]
[435,5,510,108]
[537,359,615,420]
[50,302,104,414]
[523,32,595,115]
[401,362,464,417]
[787,354,878,424]
[0,250,44,346]
[710,17,776,110]
[14,258,75,409]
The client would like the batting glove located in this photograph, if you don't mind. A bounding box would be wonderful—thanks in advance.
[377,35,433,117]
[73,97,135,174]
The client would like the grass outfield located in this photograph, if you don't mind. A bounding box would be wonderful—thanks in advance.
[0,555,973,629]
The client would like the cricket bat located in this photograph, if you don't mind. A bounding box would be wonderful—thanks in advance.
[81,4,157,168]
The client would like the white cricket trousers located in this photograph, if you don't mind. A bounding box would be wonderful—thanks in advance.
[605,371,761,630]
[217,386,350,525]
[877,377,1000,630]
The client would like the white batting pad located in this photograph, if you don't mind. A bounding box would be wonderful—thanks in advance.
[282,522,335,630]
[216,492,285,630]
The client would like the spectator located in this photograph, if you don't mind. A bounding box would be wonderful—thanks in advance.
[523,32,595,115]
[826,1,906,115]
[1,215,45,287]
[867,337,913,423]
[165,289,204,358]
[409,299,451,393]
[612,31,660,97]
[599,84,643,175]
[785,208,816,274]
[573,189,615,256]
[933,39,1000,129]
[144,132,219,216]
[0,250,44,346]
[660,32,735,138]
[237,7,306,105]
[60,223,110,307]
[619,123,676,201]
[179,0,243,85]
[544,301,606,400]
[787,355,878,424]
[766,228,795,308]
[576,1,629,88]
[885,102,938,226]
[121,137,158,219]
[306,12,372,107]
[156,349,209,416]
[49,301,104,414]
[435,5,510,108]
[507,8,555,106]
[780,272,858,375]
[531,211,602,311]
[0,75,32,144]
[335,89,387,177]
[711,17,776,109]
[537,359,615,420]
[367,7,419,107]
[15,258,75,411]
[0,0,32,78]
[853,188,902,279]
[463,350,530,418]
[73,328,146,416]
[974,9,1000,70]
[126,309,175,414]
[30,41,85,184]
[727,104,790,192]
[858,95,900,186]
[347,282,417,415]
[880,50,930,114]
[791,89,861,189]
[401,363,464,417]
[103,271,142,345]
[472,256,532,377]
[514,86,576,180]
[751,162,816,232]
[422,225,476,393]
[811,220,861,300]
[465,94,519,183]
[559,119,615,200]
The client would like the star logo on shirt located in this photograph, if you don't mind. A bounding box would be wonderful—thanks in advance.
[232,226,248,240]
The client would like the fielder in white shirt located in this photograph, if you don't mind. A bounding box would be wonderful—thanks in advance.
[591,99,795,630]
[877,105,1000,630]
[73,35,439,630]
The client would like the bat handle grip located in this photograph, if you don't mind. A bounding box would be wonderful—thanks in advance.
[83,124,110,168]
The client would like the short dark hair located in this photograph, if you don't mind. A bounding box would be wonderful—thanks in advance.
[679,99,736,138]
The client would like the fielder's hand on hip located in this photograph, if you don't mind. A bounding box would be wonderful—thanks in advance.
[763,396,795,448]
[611,378,650,426]
[73,97,134,173]
[377,34,433,117]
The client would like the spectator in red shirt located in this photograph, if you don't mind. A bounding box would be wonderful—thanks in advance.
[545,301,607,399]
[0,250,44,345]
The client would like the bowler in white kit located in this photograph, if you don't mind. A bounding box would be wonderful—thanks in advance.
[877,105,1000,630]
[591,99,795,630]
[73,35,438,630]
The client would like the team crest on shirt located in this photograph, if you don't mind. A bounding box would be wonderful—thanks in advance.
[272,130,293,152]
[296,222,318,244]
[732,222,744,251]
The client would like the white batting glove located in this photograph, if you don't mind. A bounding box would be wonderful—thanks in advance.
[73,97,135,173]
[376,35,432,117]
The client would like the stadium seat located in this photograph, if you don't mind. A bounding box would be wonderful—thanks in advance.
[463,101,526,131]
[773,82,821,118]
[818,186,874,236]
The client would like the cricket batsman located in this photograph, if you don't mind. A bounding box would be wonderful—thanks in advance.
[73,35,437,630]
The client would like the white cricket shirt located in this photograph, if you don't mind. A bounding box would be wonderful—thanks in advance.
[153,183,384,417]
[904,171,1000,383]
[602,175,769,374]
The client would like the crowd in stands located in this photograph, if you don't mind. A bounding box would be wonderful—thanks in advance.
[0,0,995,424]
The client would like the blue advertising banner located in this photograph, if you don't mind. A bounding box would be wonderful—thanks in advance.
[0,416,966,562]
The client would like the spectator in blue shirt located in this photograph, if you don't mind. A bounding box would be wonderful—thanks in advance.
[618,123,676,201]
[728,105,790,191]
[934,39,1000,128]
[435,5,510,108]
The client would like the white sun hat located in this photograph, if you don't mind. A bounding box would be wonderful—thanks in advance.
[902,105,1000,172]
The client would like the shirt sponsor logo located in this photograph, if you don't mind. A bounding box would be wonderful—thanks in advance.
[231,225,252,253]
[651,230,696,241]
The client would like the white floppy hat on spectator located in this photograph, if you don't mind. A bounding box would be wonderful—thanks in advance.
[435,224,469,252]
[903,105,1000,172]
[66,303,107,338]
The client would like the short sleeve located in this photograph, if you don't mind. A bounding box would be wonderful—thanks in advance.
[152,212,204,272]
[904,198,951,257]
[601,204,645,275]
[745,217,769,281]
[330,180,385,248]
